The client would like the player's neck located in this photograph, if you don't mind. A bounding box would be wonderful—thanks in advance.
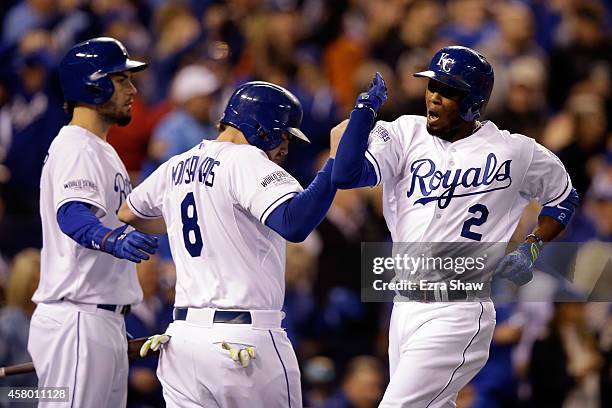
[70,107,112,140]
[216,127,249,145]
[447,120,482,143]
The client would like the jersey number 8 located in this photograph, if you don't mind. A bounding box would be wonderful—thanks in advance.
[180,192,203,257]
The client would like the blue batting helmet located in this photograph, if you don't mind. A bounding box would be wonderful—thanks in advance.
[414,46,494,121]
[59,37,147,106]
[220,81,310,151]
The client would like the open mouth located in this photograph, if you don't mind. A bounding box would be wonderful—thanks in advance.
[427,110,440,123]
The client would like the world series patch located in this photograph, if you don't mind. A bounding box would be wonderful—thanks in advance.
[373,125,390,142]
[260,170,293,188]
[63,179,98,191]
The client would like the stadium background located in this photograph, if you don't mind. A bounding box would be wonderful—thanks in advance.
[0,0,610,407]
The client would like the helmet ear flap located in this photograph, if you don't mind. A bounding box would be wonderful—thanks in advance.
[237,122,278,150]
[253,123,282,150]
[468,102,481,121]
[237,122,258,142]
[255,124,270,142]
[83,76,114,105]
[459,97,484,122]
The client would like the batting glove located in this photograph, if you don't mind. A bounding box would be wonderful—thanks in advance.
[140,333,171,358]
[494,242,542,286]
[222,342,256,368]
[355,72,388,114]
[102,225,158,263]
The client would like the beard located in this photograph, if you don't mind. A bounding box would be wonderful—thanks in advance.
[114,114,132,127]
[426,117,466,141]
[98,101,132,127]
[426,123,454,141]
[267,152,286,165]
[264,149,287,165]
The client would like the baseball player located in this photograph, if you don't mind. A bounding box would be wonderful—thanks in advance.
[27,37,158,408]
[332,46,579,407]
[118,82,342,407]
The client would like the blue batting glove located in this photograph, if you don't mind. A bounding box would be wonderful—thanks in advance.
[102,225,158,263]
[494,242,541,286]
[355,72,388,114]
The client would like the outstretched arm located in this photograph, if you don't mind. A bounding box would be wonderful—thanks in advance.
[265,159,336,242]
[331,110,379,188]
[57,201,158,263]
[331,72,388,189]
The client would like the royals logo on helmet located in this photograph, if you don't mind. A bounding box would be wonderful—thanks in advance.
[436,53,456,73]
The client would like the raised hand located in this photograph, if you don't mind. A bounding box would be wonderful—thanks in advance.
[355,72,388,114]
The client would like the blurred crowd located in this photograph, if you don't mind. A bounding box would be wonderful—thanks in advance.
[0,0,611,407]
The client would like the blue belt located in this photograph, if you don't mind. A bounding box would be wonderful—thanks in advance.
[97,304,131,315]
[404,289,467,302]
[173,308,252,324]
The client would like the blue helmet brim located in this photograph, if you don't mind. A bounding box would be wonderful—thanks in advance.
[287,127,310,144]
[99,59,149,75]
[87,59,147,83]
[413,70,471,91]
[106,59,148,74]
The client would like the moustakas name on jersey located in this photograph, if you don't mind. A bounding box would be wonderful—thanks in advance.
[126,140,303,311]
[367,116,572,243]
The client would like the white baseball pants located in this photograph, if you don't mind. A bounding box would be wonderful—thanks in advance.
[157,308,302,408]
[380,301,496,408]
[27,301,129,408]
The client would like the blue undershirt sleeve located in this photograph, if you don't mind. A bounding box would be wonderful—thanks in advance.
[539,187,579,227]
[331,108,378,189]
[265,159,336,242]
[56,201,111,249]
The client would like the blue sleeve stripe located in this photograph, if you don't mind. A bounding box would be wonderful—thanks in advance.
[365,149,381,185]
[540,187,578,227]
[543,176,570,206]
[539,206,572,227]
[127,196,162,219]
[260,191,299,224]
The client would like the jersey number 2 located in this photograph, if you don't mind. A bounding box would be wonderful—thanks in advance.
[180,192,203,257]
[460,204,489,241]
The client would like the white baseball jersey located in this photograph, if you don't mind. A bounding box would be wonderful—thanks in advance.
[127,140,303,310]
[34,125,142,305]
[366,116,573,407]
[366,116,572,243]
